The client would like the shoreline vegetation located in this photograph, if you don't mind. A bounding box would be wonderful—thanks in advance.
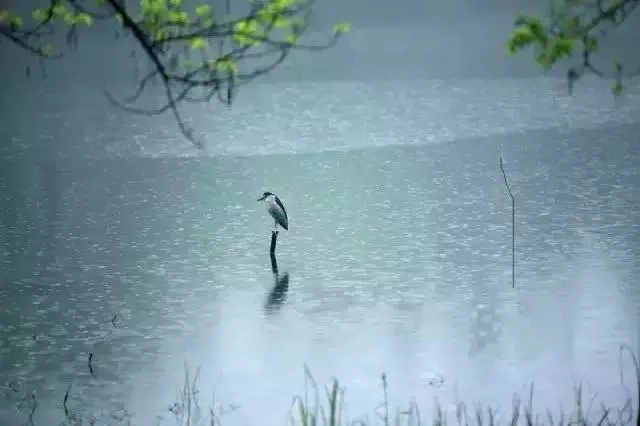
[2,345,639,426]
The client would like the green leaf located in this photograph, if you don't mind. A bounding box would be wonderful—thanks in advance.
[235,19,259,34]
[78,13,93,26]
[273,0,297,10]
[63,12,76,25]
[212,58,238,74]
[333,22,351,34]
[527,18,547,44]
[274,17,290,28]
[285,33,298,44]
[152,27,169,42]
[42,44,54,57]
[142,0,168,15]
[553,37,574,58]
[32,8,49,22]
[195,4,212,18]
[611,81,623,95]
[189,36,207,49]
[9,16,23,31]
[505,26,535,55]
[52,3,67,16]
[233,19,262,46]
[168,10,188,24]
[536,37,573,71]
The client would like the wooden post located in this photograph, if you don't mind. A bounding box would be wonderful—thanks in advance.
[269,251,278,275]
[265,230,289,313]
[269,230,278,254]
[269,231,279,274]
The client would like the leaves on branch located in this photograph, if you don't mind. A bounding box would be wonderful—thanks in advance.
[506,0,639,95]
[0,0,351,147]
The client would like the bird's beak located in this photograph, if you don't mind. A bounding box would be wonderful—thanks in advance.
[257,196,265,201]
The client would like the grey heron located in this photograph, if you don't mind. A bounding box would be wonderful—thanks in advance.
[257,191,288,232]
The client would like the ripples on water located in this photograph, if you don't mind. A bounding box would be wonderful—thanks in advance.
[1,77,639,160]
[0,78,639,425]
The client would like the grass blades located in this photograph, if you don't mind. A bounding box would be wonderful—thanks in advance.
[3,345,639,425]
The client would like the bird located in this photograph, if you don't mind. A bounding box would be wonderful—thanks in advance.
[257,191,288,232]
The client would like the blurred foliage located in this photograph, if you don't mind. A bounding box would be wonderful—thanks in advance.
[0,0,351,146]
[506,0,638,95]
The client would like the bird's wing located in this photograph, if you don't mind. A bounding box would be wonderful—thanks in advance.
[275,196,287,220]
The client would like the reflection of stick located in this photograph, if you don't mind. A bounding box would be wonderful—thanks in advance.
[270,251,278,275]
[111,314,117,328]
[499,157,515,288]
[88,352,96,377]
[28,391,37,426]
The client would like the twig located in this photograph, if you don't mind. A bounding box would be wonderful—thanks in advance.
[63,384,71,418]
[618,344,640,426]
[500,157,515,288]
[426,374,444,388]
[88,352,96,378]
[111,313,117,328]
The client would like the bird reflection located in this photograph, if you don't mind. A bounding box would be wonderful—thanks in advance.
[265,231,290,314]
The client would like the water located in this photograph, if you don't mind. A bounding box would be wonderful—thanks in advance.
[1,77,640,425]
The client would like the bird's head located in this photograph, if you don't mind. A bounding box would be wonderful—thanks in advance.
[257,191,275,201]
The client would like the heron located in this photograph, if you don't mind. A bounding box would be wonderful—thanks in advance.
[257,191,288,232]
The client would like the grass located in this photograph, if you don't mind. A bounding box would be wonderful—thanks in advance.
[285,351,640,426]
[3,345,639,426]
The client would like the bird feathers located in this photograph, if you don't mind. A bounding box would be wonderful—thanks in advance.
[259,192,288,231]
[268,199,288,230]
[274,196,287,221]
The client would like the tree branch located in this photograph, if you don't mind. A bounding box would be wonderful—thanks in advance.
[507,0,640,95]
[0,0,350,147]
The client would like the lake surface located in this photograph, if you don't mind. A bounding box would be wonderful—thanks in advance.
[1,77,640,425]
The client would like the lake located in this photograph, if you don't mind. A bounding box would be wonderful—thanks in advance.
[1,77,640,425]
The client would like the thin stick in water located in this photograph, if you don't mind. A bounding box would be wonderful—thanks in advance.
[88,352,96,378]
[63,384,71,418]
[500,157,515,288]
